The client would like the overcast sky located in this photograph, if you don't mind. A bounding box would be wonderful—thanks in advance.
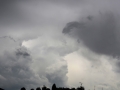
[1,0,120,90]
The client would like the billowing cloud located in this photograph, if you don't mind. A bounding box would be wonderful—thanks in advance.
[22,35,79,87]
[0,37,50,90]
[0,35,78,90]
[0,35,79,90]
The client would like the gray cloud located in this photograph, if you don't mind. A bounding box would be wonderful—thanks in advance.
[0,37,48,90]
[0,34,76,90]
[62,1,120,79]
[63,11,120,57]
[22,36,79,87]
[0,50,32,90]
[16,48,30,57]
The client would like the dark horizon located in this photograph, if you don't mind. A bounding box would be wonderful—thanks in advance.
[0,83,85,90]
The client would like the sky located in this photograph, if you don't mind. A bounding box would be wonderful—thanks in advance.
[0,0,120,90]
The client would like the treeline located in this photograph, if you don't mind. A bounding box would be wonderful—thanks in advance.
[0,83,85,90]
[21,84,84,90]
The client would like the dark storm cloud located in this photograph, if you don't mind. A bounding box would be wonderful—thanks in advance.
[16,48,30,57]
[87,15,93,21]
[63,11,120,57]
[0,48,33,90]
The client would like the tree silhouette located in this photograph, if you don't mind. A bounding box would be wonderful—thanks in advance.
[36,87,41,90]
[19,82,85,90]
[42,85,50,90]
[42,85,47,90]
[31,88,34,90]
[21,87,26,90]
[52,84,56,90]
[0,88,4,90]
